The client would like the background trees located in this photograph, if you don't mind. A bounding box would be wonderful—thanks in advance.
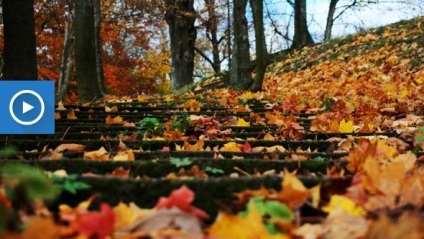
[1,0,423,99]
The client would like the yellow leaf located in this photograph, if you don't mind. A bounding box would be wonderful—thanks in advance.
[235,118,250,127]
[221,142,241,152]
[209,205,289,239]
[322,195,366,216]
[113,202,156,230]
[263,133,275,140]
[338,119,354,133]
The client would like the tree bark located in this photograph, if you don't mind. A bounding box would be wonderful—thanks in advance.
[75,0,103,102]
[291,0,314,49]
[324,0,338,41]
[58,1,75,100]
[230,0,251,90]
[165,0,197,91]
[205,0,221,73]
[93,0,105,94]
[249,0,266,92]
[2,0,38,80]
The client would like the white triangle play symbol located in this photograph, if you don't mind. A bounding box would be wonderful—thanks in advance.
[23,101,34,114]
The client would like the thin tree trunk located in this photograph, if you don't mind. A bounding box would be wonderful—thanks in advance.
[165,0,197,91]
[291,0,314,49]
[2,0,37,80]
[324,0,338,41]
[230,0,251,90]
[58,1,75,100]
[249,0,266,92]
[93,0,105,94]
[75,0,103,102]
[205,0,221,73]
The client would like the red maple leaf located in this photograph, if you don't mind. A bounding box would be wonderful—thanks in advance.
[155,185,209,220]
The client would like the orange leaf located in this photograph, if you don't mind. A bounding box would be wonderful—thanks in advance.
[83,147,110,160]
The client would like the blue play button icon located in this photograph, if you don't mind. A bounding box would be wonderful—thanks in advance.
[0,81,54,134]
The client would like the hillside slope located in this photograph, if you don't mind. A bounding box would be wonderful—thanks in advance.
[263,16,424,113]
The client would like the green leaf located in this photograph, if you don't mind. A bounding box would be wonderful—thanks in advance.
[239,196,266,217]
[1,164,58,201]
[139,117,160,128]
[204,166,224,174]
[51,174,91,194]
[264,200,294,221]
[169,157,193,167]
[313,156,326,162]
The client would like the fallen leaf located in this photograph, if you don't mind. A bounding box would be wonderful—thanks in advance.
[113,150,135,161]
[54,143,86,153]
[106,115,124,124]
[338,119,354,133]
[83,147,110,160]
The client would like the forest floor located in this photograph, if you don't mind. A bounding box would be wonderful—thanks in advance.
[1,17,424,238]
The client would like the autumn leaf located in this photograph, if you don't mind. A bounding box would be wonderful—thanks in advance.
[155,185,209,220]
[209,203,289,239]
[2,216,59,239]
[75,203,115,239]
[220,142,242,152]
[113,202,155,230]
[263,133,275,140]
[183,138,205,151]
[113,150,135,161]
[54,143,86,153]
[67,108,76,120]
[83,147,110,160]
[276,171,312,209]
[338,119,354,133]
[106,115,124,124]
[322,195,366,216]
[234,118,250,127]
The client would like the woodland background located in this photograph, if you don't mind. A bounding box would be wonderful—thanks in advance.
[1,0,424,102]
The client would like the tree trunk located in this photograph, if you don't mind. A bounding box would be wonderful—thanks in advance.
[75,0,103,102]
[249,0,266,92]
[205,0,221,73]
[58,1,75,100]
[93,0,105,94]
[291,0,314,49]
[324,0,338,41]
[2,0,37,80]
[165,0,197,91]
[230,0,251,90]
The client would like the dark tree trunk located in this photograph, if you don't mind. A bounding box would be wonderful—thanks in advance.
[291,0,314,49]
[2,0,37,80]
[230,0,251,90]
[165,0,197,91]
[58,1,75,100]
[75,0,103,102]
[93,0,105,94]
[249,0,267,92]
[324,0,338,41]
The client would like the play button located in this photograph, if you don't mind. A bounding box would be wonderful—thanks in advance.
[23,101,34,114]
[9,90,45,126]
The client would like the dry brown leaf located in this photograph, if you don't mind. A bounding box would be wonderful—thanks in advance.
[54,143,86,153]
[83,147,110,160]
[113,150,135,161]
